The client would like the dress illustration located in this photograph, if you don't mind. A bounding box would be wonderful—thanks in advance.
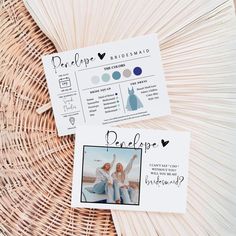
[126,87,143,111]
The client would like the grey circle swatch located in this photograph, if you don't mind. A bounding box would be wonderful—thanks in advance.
[91,75,100,84]
[123,69,131,78]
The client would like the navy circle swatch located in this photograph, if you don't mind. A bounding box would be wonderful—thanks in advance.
[133,67,142,76]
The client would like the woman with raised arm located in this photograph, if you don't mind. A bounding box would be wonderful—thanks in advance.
[112,154,139,204]
[92,154,116,203]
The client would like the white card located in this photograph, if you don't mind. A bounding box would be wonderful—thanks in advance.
[71,126,190,213]
[42,34,170,136]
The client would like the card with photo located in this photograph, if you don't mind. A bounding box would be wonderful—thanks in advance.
[71,126,190,213]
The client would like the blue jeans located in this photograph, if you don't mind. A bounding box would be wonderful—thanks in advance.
[93,181,114,203]
[113,180,138,204]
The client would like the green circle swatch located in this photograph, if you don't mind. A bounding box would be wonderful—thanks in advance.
[102,73,110,82]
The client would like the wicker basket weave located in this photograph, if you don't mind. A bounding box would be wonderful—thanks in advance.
[0,0,116,235]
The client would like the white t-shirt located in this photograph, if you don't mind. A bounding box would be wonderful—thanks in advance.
[94,157,116,185]
[112,158,135,187]
[94,168,113,185]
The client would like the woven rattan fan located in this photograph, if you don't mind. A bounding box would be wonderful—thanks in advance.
[0,1,115,235]
[1,0,236,235]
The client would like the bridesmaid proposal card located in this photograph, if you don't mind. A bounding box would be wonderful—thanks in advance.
[71,126,190,213]
[42,34,170,136]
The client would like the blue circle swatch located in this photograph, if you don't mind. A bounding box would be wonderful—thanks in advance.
[112,71,121,80]
[133,67,142,76]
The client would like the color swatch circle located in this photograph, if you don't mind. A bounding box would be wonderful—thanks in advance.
[91,75,100,84]
[123,69,131,78]
[133,67,142,76]
[112,71,121,80]
[101,73,110,82]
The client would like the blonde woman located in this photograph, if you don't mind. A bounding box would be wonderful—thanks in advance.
[92,154,116,203]
[112,154,139,204]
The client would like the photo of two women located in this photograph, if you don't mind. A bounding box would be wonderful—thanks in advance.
[81,146,142,205]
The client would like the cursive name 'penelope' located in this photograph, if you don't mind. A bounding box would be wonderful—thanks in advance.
[145,175,184,187]
[51,53,95,73]
[105,130,158,153]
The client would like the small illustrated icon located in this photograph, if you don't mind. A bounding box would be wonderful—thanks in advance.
[98,52,106,60]
[69,117,75,126]
[126,87,143,111]
[161,139,169,147]
[59,77,71,89]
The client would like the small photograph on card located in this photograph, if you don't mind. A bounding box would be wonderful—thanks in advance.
[80,145,142,205]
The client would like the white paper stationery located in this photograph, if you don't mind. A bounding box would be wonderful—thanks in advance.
[42,34,170,136]
[71,126,190,213]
